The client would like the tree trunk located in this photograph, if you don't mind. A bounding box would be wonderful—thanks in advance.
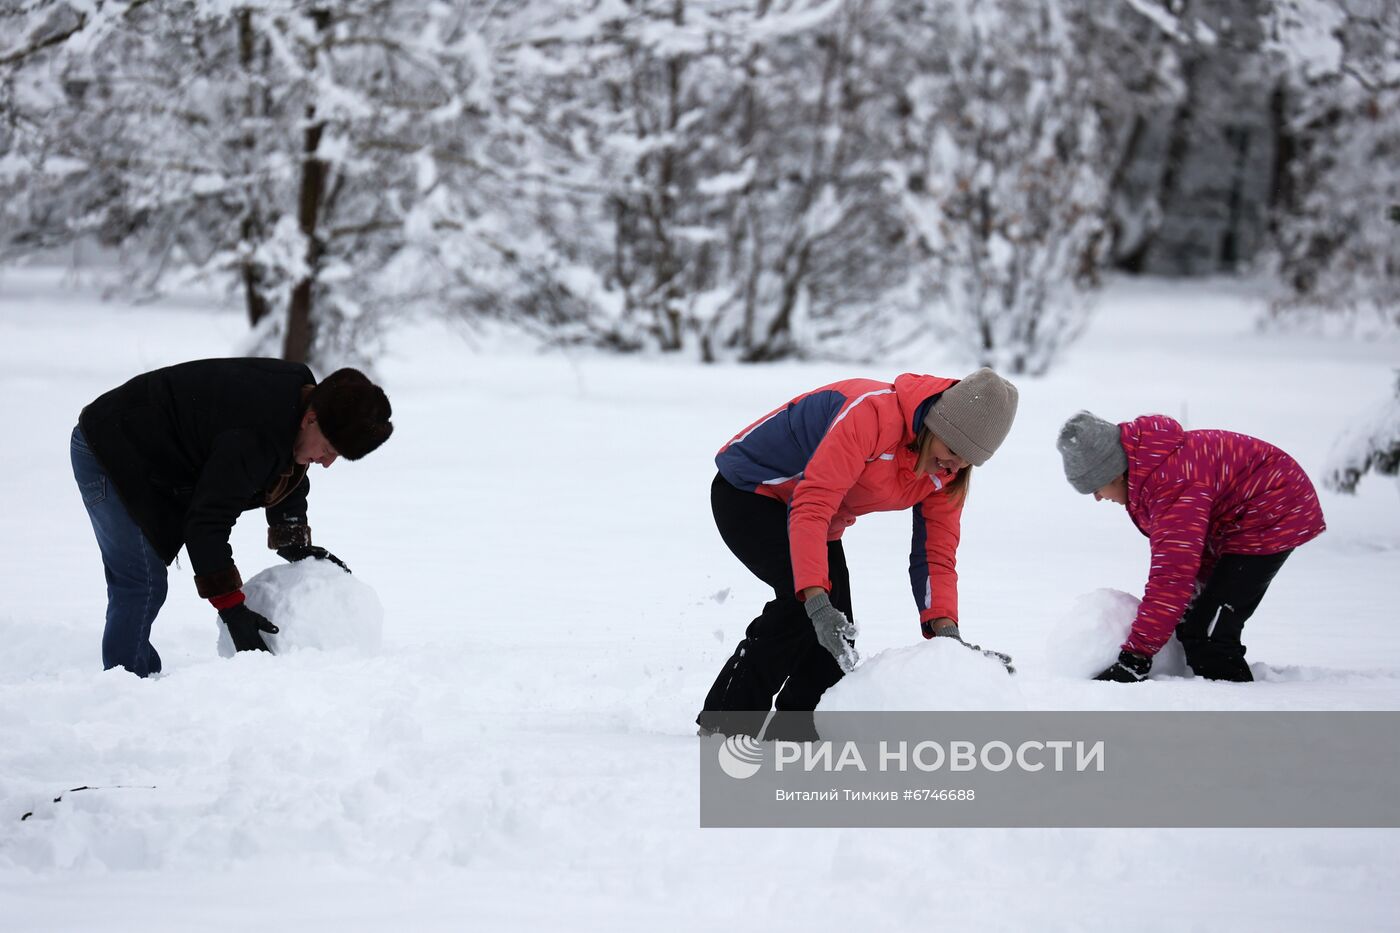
[1266,80,1295,236]
[282,9,331,364]
[237,9,270,329]
[1219,123,1252,268]
[649,0,685,351]
[1105,112,1147,270]
[1143,56,1199,273]
[240,229,271,328]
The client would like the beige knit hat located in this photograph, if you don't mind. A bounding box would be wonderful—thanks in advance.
[924,368,1019,466]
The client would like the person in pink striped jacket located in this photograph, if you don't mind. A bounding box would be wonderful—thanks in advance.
[1056,412,1326,683]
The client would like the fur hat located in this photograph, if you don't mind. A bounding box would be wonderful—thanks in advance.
[308,368,393,460]
[1056,411,1127,494]
[924,368,1019,466]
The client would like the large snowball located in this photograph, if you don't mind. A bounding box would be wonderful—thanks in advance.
[818,638,1026,712]
[1042,588,1187,679]
[215,559,383,658]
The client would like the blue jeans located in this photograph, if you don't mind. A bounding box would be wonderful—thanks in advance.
[70,425,168,676]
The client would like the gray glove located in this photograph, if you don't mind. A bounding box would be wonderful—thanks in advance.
[924,620,1015,675]
[804,591,860,673]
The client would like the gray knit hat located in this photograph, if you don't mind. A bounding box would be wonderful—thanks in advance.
[923,368,1019,466]
[1057,411,1128,494]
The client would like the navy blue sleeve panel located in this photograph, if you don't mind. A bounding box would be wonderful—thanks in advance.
[715,389,847,492]
[910,502,931,612]
[908,484,964,624]
[787,389,892,594]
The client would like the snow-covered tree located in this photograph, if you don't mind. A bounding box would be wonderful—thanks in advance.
[1065,0,1189,271]
[0,0,547,368]
[884,0,1110,375]
[1265,0,1400,332]
[1323,372,1400,497]
[512,0,909,361]
[10,0,1362,372]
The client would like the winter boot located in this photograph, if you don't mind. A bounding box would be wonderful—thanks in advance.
[1182,640,1254,682]
[762,710,820,743]
[696,710,768,738]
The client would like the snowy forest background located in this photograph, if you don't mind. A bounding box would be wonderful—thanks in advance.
[2,0,1396,377]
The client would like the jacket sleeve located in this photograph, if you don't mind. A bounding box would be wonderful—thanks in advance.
[185,429,265,598]
[911,484,965,628]
[788,400,883,596]
[266,474,312,549]
[1125,482,1214,656]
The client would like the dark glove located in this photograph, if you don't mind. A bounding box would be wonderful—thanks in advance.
[277,544,350,574]
[220,604,279,653]
[1094,650,1151,683]
[923,621,1016,675]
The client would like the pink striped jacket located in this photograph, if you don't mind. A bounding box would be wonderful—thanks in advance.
[1121,415,1326,656]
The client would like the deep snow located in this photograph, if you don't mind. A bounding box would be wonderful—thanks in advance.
[2,267,1399,930]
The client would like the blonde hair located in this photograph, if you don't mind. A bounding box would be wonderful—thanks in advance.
[910,427,972,503]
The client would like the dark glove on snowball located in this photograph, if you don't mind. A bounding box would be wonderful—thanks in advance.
[277,544,350,574]
[804,591,860,674]
[1094,650,1151,683]
[220,604,279,653]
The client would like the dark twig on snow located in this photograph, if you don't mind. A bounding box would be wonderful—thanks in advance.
[19,784,158,821]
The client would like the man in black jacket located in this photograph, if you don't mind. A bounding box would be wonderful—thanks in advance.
[70,359,393,676]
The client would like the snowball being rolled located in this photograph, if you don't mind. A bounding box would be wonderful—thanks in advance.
[216,559,383,658]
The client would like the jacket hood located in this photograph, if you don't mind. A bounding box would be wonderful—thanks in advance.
[1122,414,1187,506]
[893,373,960,440]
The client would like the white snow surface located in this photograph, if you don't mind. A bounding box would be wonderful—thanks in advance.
[214,560,384,659]
[819,638,1027,711]
[2,268,1400,929]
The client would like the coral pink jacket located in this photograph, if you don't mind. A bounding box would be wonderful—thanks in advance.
[716,374,964,624]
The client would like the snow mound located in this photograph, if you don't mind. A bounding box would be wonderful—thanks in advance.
[817,638,1026,712]
[1043,588,1187,679]
[215,560,383,658]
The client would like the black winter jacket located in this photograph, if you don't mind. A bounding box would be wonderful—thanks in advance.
[78,358,317,597]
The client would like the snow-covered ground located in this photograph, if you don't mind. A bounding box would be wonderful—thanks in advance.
[2,267,1398,930]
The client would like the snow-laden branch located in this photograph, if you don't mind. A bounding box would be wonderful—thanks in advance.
[0,0,155,67]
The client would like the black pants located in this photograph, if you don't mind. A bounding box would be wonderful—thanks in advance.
[698,475,849,736]
[1174,550,1292,682]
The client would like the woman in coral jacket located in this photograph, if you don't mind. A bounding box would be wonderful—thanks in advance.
[698,368,1019,738]
[1056,412,1326,683]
